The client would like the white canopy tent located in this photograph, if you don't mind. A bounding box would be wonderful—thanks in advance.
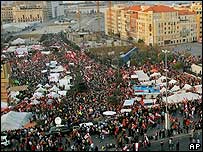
[49,85,60,92]
[123,99,134,107]
[1,111,32,131]
[150,72,161,77]
[103,111,116,116]
[194,85,202,94]
[121,109,132,113]
[160,87,167,93]
[134,70,149,82]
[50,65,65,73]
[158,76,166,81]
[163,92,201,103]
[182,84,192,90]
[131,75,138,79]
[11,38,25,45]
[169,79,177,84]
[35,87,47,93]
[171,85,180,92]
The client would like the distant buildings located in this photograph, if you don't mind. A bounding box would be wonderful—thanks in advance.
[46,1,65,19]
[1,3,48,23]
[105,2,202,46]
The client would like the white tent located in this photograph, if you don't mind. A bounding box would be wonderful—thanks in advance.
[171,85,180,92]
[163,92,201,103]
[49,85,60,92]
[50,65,65,73]
[134,70,149,82]
[121,109,132,113]
[35,87,46,93]
[30,99,40,105]
[49,73,60,82]
[160,87,167,93]
[11,38,25,45]
[58,90,67,96]
[45,83,51,88]
[15,47,28,55]
[131,75,138,79]
[150,72,161,77]
[33,92,44,99]
[41,70,48,73]
[47,92,59,98]
[123,99,134,107]
[182,84,192,90]
[36,84,43,88]
[103,111,116,116]
[1,111,32,131]
[194,85,202,94]
[169,79,177,84]
[158,76,166,81]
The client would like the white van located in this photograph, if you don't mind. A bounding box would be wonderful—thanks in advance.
[1,135,10,148]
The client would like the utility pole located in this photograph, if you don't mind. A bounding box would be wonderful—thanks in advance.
[77,5,81,31]
[108,1,112,35]
[162,49,170,130]
[96,1,100,40]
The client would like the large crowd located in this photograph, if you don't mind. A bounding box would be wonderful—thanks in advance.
[1,33,202,151]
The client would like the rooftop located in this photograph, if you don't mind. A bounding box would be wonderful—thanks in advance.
[177,9,196,15]
[143,5,177,13]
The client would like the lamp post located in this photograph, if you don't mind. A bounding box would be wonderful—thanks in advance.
[162,49,170,130]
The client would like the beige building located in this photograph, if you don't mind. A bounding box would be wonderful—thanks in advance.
[1,4,48,23]
[1,5,14,23]
[105,4,198,46]
[13,5,48,23]
[190,2,202,40]
[104,4,127,36]
[1,63,11,102]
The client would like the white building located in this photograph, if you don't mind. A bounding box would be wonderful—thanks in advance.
[47,1,64,19]
[191,64,202,76]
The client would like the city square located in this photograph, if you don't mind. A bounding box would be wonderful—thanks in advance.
[1,1,202,151]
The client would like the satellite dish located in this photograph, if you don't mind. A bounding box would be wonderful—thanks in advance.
[55,117,62,125]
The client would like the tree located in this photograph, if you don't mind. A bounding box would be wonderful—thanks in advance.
[172,61,184,70]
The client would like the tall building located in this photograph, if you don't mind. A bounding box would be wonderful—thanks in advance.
[1,63,11,102]
[190,2,202,40]
[12,5,48,23]
[105,4,198,46]
[1,5,14,23]
[46,1,65,19]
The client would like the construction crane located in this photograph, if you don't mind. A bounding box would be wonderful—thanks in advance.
[76,5,81,31]
[108,1,112,35]
[96,1,100,40]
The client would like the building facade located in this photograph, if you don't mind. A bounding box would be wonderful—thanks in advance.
[1,6,14,23]
[46,1,65,19]
[105,4,200,46]
[1,3,48,23]
[1,63,11,102]
[190,2,202,40]
[12,5,48,23]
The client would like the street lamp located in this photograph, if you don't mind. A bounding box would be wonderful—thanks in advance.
[162,49,170,130]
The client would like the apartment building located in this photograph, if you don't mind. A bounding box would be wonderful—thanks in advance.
[12,5,48,23]
[105,4,200,46]
[1,6,14,23]
[1,3,48,23]
[190,2,202,39]
[1,63,11,102]
[104,4,127,35]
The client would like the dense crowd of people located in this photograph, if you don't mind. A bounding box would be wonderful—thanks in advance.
[1,33,202,151]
